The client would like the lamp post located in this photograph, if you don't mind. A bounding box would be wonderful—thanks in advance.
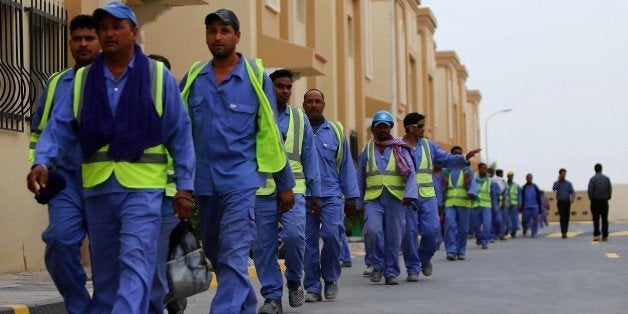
[484,108,513,165]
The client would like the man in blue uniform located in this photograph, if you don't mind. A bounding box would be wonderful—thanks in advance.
[470,163,500,249]
[302,89,360,300]
[400,113,479,280]
[27,3,196,313]
[521,173,542,238]
[179,9,295,313]
[358,110,417,285]
[252,69,320,314]
[505,171,522,238]
[27,15,100,314]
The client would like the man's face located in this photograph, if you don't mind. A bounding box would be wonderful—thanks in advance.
[97,15,137,56]
[405,119,426,138]
[303,90,325,120]
[273,76,292,105]
[507,174,514,181]
[479,164,488,176]
[372,123,392,141]
[69,27,100,66]
[559,170,566,180]
[451,148,463,155]
[205,20,240,59]
[526,174,533,183]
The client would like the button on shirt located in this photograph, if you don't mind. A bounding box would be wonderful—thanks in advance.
[313,120,359,199]
[357,145,418,201]
[552,180,575,202]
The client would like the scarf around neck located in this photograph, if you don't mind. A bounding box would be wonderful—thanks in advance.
[375,135,413,178]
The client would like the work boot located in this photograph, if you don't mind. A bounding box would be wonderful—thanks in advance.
[407,274,419,282]
[287,280,304,308]
[593,235,601,241]
[324,281,338,300]
[446,253,456,261]
[510,232,516,238]
[258,299,282,314]
[457,254,466,260]
[304,292,322,302]
[421,262,433,276]
[363,265,372,276]
[499,236,507,241]
[370,269,383,282]
[385,277,399,285]
[602,237,609,241]
[341,261,352,268]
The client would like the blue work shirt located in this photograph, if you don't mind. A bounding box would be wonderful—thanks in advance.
[180,54,295,196]
[523,185,540,208]
[446,167,478,197]
[35,56,196,196]
[277,105,320,197]
[433,172,444,207]
[357,144,418,201]
[552,180,575,202]
[31,69,81,177]
[312,120,359,199]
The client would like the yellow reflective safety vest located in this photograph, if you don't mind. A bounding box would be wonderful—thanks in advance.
[73,60,168,189]
[257,106,306,196]
[445,170,472,208]
[416,138,436,198]
[327,120,344,173]
[364,141,406,201]
[28,68,72,163]
[473,177,492,208]
[165,155,176,197]
[180,58,286,174]
[508,183,519,206]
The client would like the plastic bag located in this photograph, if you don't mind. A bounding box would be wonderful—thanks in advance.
[165,220,212,303]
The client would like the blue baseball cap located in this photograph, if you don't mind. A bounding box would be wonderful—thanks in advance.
[93,2,138,27]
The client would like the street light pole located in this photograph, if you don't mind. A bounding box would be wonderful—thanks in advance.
[484,108,513,166]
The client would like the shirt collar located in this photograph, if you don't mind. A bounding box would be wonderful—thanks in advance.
[204,52,245,80]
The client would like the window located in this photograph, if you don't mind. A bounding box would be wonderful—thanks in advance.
[265,0,280,14]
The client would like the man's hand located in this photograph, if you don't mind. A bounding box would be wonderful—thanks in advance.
[309,196,321,215]
[27,164,48,196]
[173,190,195,219]
[402,197,413,205]
[465,148,482,161]
[277,190,295,214]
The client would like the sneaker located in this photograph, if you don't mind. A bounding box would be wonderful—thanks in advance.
[593,235,601,241]
[407,274,419,282]
[258,299,282,314]
[422,262,433,276]
[385,277,399,285]
[287,281,304,308]
[304,292,322,303]
[499,236,507,241]
[481,244,488,249]
[510,232,517,238]
[457,254,466,260]
[363,265,372,276]
[562,234,568,239]
[341,261,352,268]
[370,269,383,282]
[602,237,609,241]
[324,281,338,300]
[446,253,456,261]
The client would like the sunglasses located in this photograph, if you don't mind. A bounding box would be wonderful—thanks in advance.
[407,124,425,129]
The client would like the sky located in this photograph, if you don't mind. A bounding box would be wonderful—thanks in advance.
[422,0,628,190]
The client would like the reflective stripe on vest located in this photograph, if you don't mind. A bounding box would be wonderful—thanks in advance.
[509,183,519,206]
[73,60,168,189]
[445,170,471,208]
[327,120,344,173]
[257,106,306,195]
[28,68,72,163]
[364,141,405,201]
[474,177,492,208]
[165,155,176,197]
[416,138,436,198]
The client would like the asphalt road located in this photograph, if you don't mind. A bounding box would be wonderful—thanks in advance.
[186,221,628,313]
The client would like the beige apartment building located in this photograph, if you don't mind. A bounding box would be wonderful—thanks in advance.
[0,0,482,274]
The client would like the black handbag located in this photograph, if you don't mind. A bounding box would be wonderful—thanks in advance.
[165,220,212,303]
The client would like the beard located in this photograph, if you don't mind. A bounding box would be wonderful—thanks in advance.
[210,44,236,60]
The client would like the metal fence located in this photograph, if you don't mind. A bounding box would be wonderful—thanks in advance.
[0,0,66,132]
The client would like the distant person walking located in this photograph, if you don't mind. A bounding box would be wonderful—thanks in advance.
[587,163,612,241]
[521,173,542,238]
[552,168,575,238]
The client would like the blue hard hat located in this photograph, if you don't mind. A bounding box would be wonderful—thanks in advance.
[372,110,394,127]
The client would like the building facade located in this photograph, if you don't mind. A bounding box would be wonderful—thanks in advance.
[0,0,482,274]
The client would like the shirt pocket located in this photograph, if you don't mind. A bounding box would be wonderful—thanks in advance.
[319,142,338,163]
[188,95,207,126]
[226,102,257,133]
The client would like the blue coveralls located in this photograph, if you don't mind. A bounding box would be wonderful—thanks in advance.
[31,69,90,314]
[357,145,417,279]
[522,184,541,237]
[505,183,522,236]
[35,58,195,314]
[490,178,506,240]
[443,168,477,256]
[402,139,467,275]
[304,120,359,294]
[339,211,352,263]
[470,178,499,247]
[434,172,445,248]
[252,105,321,301]
[181,54,295,314]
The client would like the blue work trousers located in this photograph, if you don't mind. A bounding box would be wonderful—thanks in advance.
[444,206,470,255]
[402,197,439,275]
[304,196,343,294]
[198,188,258,314]
[148,197,182,313]
[42,172,89,314]
[339,211,352,263]
[363,190,408,279]
[508,205,520,235]
[491,207,503,239]
[522,207,540,237]
[470,207,492,246]
[84,191,162,314]
[252,194,306,300]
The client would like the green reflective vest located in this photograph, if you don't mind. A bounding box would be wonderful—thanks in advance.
[73,60,168,189]
[445,170,472,208]
[165,155,176,197]
[257,106,306,195]
[327,120,344,173]
[474,177,492,208]
[416,138,436,198]
[364,141,405,201]
[180,58,286,174]
[508,183,519,206]
[28,68,72,163]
